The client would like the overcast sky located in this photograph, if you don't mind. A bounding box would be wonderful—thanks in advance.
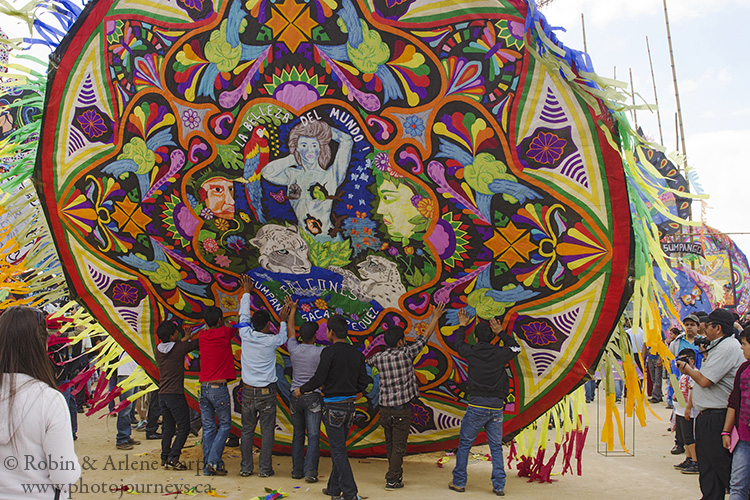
[3,0,748,254]
[541,0,750,255]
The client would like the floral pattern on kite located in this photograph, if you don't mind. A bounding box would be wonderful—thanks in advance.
[39,0,632,454]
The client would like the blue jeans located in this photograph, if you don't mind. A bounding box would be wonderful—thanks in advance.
[200,384,232,473]
[290,392,322,477]
[116,375,135,445]
[452,405,506,492]
[240,385,277,475]
[324,401,357,499]
[730,439,750,500]
[62,384,77,436]
[614,379,624,400]
[584,380,596,402]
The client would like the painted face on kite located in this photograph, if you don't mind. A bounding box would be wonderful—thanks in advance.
[37,0,633,454]
[376,180,421,240]
[201,177,235,219]
[297,136,320,167]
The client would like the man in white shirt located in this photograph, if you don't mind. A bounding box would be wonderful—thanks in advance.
[677,308,745,500]
[238,275,292,477]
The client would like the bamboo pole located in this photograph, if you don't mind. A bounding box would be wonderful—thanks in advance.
[629,68,638,130]
[581,13,588,53]
[663,0,688,165]
[645,36,664,145]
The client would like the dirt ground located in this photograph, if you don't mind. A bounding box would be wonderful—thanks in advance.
[65,396,698,500]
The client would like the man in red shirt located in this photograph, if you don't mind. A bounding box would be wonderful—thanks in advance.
[199,306,237,476]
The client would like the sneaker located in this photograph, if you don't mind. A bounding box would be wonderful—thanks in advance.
[493,490,505,497]
[674,458,691,470]
[292,473,304,480]
[448,483,465,493]
[240,471,253,477]
[671,445,685,455]
[167,460,188,471]
[127,437,141,446]
[322,488,341,497]
[161,459,168,468]
[666,403,674,409]
[207,464,228,476]
[116,442,133,450]
[258,471,275,478]
[134,420,147,431]
[305,476,318,483]
[226,435,240,447]
[385,479,404,490]
[146,433,162,440]
[681,462,700,474]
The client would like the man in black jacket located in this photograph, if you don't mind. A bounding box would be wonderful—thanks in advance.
[294,314,371,500]
[449,309,521,497]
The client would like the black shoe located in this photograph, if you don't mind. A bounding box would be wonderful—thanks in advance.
[305,476,318,483]
[73,433,77,441]
[674,458,691,470]
[681,462,700,474]
[258,471,274,478]
[292,473,304,480]
[167,460,188,471]
[385,480,404,490]
[322,488,341,497]
[207,464,228,476]
[493,490,505,497]
[226,435,240,447]
[240,471,253,477]
[161,459,168,468]
[671,445,685,455]
[146,433,162,440]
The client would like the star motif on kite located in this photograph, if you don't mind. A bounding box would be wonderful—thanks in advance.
[487,221,536,269]
[112,197,150,238]
[266,0,318,52]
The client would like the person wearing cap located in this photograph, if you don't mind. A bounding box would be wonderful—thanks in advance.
[677,308,745,500]
[669,314,703,363]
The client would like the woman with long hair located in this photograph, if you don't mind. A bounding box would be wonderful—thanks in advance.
[0,306,81,499]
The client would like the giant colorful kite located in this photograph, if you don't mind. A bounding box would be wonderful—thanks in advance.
[26,0,642,456]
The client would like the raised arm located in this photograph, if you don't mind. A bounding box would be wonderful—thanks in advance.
[329,128,353,185]
[453,308,473,358]
[261,155,297,185]
[491,317,521,357]
[279,295,293,322]
[286,297,298,339]
[421,302,447,341]
[239,275,254,327]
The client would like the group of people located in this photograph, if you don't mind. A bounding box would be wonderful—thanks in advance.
[663,308,750,500]
[147,275,522,498]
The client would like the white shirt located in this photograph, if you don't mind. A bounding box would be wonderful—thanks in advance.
[239,293,287,386]
[0,374,81,499]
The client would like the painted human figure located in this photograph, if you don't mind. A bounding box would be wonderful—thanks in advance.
[200,176,235,220]
[376,179,422,241]
[262,120,353,238]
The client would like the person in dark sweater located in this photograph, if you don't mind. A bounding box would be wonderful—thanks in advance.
[294,314,371,500]
[154,321,199,471]
[449,309,521,497]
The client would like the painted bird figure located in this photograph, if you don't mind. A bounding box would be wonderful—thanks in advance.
[242,126,269,223]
